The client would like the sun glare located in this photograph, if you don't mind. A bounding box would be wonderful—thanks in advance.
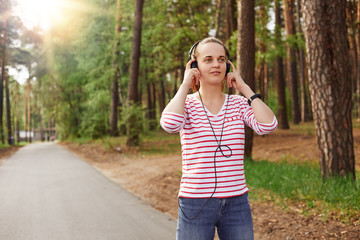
[15,0,64,30]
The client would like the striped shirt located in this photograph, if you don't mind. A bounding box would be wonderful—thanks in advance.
[160,94,278,198]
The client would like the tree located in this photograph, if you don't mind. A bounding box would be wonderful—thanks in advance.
[283,0,301,124]
[237,0,255,157]
[296,0,311,122]
[127,0,145,146]
[225,0,236,43]
[110,0,122,137]
[274,0,290,129]
[302,0,355,179]
[0,20,7,144]
[256,0,271,103]
[5,67,12,144]
[357,0,360,120]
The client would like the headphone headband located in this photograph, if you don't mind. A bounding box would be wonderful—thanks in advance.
[188,41,200,61]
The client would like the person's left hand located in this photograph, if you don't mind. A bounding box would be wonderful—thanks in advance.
[225,60,248,94]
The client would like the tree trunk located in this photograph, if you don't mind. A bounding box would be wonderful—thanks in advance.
[173,68,178,98]
[258,2,268,103]
[37,82,44,142]
[0,20,6,144]
[225,0,236,42]
[15,83,20,143]
[302,0,355,179]
[127,0,144,146]
[296,0,311,122]
[357,0,360,120]
[5,70,12,144]
[225,0,236,95]
[283,0,301,124]
[275,0,290,129]
[128,0,144,104]
[110,0,122,136]
[237,0,255,158]
[146,80,156,130]
[158,78,166,114]
[215,0,222,38]
[150,82,157,129]
[27,79,32,142]
[23,82,27,142]
[346,2,357,96]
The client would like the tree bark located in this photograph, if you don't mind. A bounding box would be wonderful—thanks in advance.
[0,20,6,144]
[146,80,156,130]
[225,0,236,42]
[274,0,289,129]
[296,0,311,122]
[158,78,166,115]
[237,0,255,158]
[127,0,144,146]
[357,0,360,120]
[27,79,32,142]
[258,2,268,103]
[14,82,20,143]
[302,0,355,179]
[110,0,122,136]
[5,70,12,144]
[215,0,222,38]
[128,0,144,104]
[283,0,301,124]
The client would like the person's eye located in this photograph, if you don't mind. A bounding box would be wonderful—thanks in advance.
[219,58,226,63]
[205,58,212,63]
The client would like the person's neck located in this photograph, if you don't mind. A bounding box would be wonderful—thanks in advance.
[198,85,224,103]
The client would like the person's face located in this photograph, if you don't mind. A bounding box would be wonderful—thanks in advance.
[196,42,227,86]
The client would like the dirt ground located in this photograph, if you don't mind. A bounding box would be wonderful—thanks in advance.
[60,128,360,240]
[0,145,21,165]
[1,128,359,239]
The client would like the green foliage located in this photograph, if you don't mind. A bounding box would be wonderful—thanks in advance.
[266,88,278,114]
[121,104,145,146]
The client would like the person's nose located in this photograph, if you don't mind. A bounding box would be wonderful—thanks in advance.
[213,60,220,68]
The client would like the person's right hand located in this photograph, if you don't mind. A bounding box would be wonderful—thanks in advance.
[183,59,201,89]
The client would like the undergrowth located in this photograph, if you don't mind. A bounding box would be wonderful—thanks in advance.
[245,159,360,223]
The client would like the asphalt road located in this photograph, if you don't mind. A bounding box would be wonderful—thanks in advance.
[0,142,176,240]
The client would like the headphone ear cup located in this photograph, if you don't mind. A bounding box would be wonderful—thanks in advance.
[225,62,230,76]
[191,61,198,69]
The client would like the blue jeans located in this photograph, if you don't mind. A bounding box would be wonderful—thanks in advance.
[176,193,254,240]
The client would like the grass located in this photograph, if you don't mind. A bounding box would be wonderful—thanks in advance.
[0,141,27,149]
[245,159,360,222]
[140,131,181,155]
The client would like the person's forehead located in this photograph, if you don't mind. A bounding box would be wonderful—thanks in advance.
[197,42,225,57]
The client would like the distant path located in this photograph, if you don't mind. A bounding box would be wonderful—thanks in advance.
[0,142,176,240]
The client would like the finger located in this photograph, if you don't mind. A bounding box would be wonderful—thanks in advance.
[226,73,233,88]
[228,60,236,72]
[194,70,201,85]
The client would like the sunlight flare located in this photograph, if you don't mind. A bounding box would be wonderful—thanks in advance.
[15,0,66,30]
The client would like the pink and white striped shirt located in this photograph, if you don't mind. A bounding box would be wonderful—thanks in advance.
[160,94,277,198]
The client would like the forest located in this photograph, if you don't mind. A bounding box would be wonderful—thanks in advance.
[0,0,359,180]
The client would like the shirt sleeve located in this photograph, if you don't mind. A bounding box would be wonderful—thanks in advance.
[160,112,186,133]
[239,97,278,135]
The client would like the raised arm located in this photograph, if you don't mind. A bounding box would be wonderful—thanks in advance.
[226,61,275,124]
[163,60,200,115]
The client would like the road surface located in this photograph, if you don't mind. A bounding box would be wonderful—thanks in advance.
[0,142,176,240]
